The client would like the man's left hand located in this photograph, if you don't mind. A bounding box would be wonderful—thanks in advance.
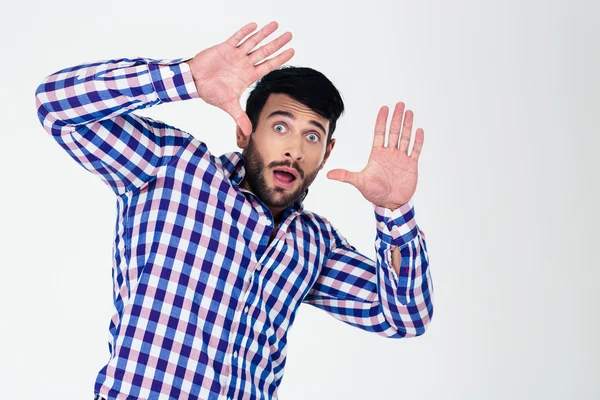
[327,102,424,210]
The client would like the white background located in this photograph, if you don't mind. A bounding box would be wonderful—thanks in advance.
[1,0,598,399]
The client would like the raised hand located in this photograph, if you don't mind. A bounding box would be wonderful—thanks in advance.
[186,21,295,136]
[327,102,425,210]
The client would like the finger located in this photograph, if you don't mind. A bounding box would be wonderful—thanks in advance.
[248,31,293,65]
[372,106,389,148]
[399,109,414,154]
[254,48,295,77]
[326,169,359,188]
[225,22,258,47]
[238,21,279,53]
[224,101,253,137]
[387,102,405,149]
[236,114,253,138]
[409,128,425,160]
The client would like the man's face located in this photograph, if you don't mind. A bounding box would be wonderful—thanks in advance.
[238,93,336,212]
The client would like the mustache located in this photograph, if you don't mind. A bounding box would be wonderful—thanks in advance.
[268,160,305,180]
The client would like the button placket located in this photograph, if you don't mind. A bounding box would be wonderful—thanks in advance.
[226,277,254,379]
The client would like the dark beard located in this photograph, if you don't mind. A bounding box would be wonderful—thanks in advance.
[242,137,319,209]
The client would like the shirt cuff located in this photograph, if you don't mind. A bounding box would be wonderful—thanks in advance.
[373,199,419,248]
[148,58,200,103]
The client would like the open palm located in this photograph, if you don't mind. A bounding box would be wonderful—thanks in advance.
[327,103,424,209]
[187,21,295,136]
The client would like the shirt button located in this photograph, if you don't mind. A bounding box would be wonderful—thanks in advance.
[260,216,271,225]
[244,305,249,313]
[256,264,262,271]
[392,225,399,231]
[233,351,238,358]
[379,221,386,229]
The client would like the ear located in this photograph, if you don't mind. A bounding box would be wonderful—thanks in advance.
[236,125,250,149]
[319,138,336,170]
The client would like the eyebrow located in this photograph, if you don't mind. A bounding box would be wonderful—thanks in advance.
[267,110,327,136]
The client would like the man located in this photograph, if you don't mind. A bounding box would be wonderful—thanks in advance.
[35,21,433,400]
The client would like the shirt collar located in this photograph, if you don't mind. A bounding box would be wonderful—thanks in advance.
[219,151,246,186]
[219,151,306,214]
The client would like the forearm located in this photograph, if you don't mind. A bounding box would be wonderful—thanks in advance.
[34,57,201,195]
[307,230,433,338]
[35,57,199,134]
[386,203,402,276]
[376,230,433,337]
[374,199,434,324]
[304,206,433,338]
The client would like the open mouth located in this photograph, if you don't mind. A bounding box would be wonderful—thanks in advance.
[273,169,297,188]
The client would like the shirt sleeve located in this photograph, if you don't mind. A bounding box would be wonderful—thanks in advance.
[34,57,201,195]
[302,200,434,338]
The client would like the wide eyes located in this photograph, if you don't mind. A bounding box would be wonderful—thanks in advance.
[274,123,286,133]
[306,133,319,143]
[273,123,320,143]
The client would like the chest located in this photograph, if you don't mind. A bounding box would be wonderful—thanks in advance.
[129,169,327,317]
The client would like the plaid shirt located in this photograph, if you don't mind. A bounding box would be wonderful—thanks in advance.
[35,57,434,400]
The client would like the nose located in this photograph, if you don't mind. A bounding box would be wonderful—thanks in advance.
[283,135,304,162]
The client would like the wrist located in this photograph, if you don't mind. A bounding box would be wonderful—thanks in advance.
[380,203,401,211]
[148,61,200,103]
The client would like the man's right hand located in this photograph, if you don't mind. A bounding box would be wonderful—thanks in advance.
[186,21,294,137]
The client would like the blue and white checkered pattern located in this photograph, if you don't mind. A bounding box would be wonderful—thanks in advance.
[35,57,434,400]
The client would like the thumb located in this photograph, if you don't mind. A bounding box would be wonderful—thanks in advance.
[225,102,253,137]
[327,169,359,188]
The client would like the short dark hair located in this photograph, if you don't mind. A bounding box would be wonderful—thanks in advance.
[245,66,345,141]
